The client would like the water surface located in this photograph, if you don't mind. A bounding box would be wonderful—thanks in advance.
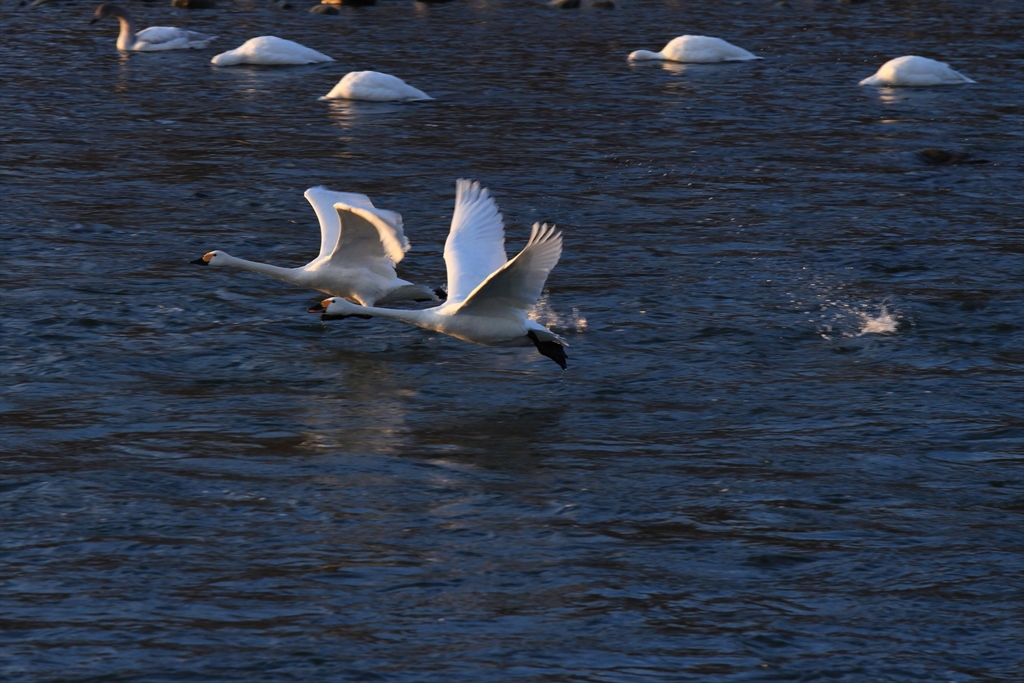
[2,0,1022,680]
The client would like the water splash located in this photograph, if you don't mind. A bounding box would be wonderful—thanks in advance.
[529,295,587,333]
[798,293,902,341]
[857,306,899,336]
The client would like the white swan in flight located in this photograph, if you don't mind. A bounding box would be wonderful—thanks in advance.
[192,187,439,306]
[628,35,760,63]
[310,180,569,369]
[859,56,974,87]
[90,4,216,52]
[320,71,432,103]
[211,37,333,66]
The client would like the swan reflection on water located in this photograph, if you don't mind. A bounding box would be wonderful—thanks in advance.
[322,99,428,131]
[869,86,970,110]
[297,356,413,456]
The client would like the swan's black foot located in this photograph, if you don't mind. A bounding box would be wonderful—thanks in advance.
[321,313,372,321]
[527,331,568,370]
[433,287,447,301]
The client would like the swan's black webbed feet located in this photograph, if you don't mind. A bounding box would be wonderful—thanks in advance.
[527,331,568,370]
[433,287,448,301]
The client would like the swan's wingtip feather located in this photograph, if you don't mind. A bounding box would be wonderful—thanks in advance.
[333,201,410,263]
[528,222,562,247]
[456,178,487,201]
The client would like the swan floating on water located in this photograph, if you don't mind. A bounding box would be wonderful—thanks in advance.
[211,36,333,66]
[628,35,760,63]
[320,71,432,102]
[191,187,439,306]
[89,4,216,52]
[311,180,569,369]
[858,56,974,87]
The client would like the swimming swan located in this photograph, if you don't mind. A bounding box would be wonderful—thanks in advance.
[191,187,439,306]
[211,36,333,66]
[89,4,216,52]
[310,180,569,369]
[858,56,975,87]
[320,71,432,102]
[628,35,760,63]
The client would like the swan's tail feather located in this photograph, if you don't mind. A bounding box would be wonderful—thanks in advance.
[951,69,976,84]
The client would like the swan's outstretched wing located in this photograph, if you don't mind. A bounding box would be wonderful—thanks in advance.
[455,223,562,317]
[443,179,507,304]
[325,202,409,272]
[303,186,376,261]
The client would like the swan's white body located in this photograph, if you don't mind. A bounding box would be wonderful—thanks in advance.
[314,180,568,367]
[125,27,215,52]
[211,37,333,66]
[628,35,760,63]
[858,56,974,87]
[90,4,216,52]
[193,187,437,306]
[320,71,432,103]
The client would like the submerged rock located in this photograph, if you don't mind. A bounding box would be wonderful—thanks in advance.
[916,149,987,165]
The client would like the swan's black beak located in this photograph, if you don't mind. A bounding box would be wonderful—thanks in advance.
[308,302,326,313]
[89,17,100,24]
[190,257,209,266]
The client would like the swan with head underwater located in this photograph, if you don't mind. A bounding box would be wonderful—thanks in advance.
[628,35,760,63]
[310,180,569,369]
[89,4,216,52]
[191,187,441,306]
[858,56,974,87]
[211,36,333,66]
[321,71,432,103]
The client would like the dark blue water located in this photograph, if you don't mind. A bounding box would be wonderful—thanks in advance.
[2,0,1022,680]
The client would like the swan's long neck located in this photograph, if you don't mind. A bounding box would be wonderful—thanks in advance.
[216,254,307,286]
[629,49,665,62]
[351,304,433,328]
[112,11,138,51]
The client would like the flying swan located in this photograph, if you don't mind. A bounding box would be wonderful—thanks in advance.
[191,187,440,306]
[628,35,760,63]
[211,37,333,66]
[89,4,217,52]
[310,180,569,369]
[320,71,432,102]
[858,56,975,87]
